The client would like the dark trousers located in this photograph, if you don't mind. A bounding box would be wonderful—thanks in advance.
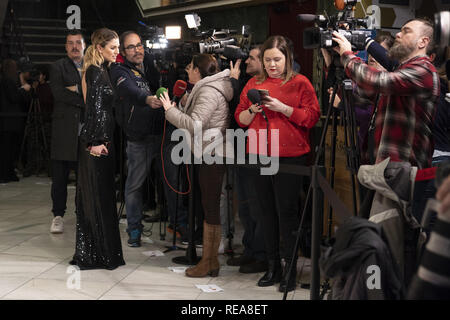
[246,156,305,262]
[235,166,266,261]
[51,159,77,217]
[0,131,20,181]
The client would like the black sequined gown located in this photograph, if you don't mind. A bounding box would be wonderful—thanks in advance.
[72,63,125,270]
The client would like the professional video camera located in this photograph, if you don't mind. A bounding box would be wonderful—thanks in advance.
[184,14,252,66]
[298,0,372,51]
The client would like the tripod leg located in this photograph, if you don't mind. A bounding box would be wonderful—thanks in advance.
[327,82,340,240]
[18,102,33,171]
[341,80,360,215]
[225,166,234,255]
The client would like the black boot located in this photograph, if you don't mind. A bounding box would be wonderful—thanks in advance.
[279,260,297,292]
[257,260,282,287]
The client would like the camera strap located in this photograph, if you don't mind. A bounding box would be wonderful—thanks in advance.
[367,94,380,164]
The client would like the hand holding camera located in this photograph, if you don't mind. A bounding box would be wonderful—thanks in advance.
[332,31,353,56]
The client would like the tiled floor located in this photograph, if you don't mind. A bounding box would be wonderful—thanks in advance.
[0,176,311,300]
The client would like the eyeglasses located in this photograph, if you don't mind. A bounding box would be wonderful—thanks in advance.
[124,43,144,51]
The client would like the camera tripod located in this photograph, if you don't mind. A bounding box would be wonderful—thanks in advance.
[282,66,363,300]
[18,89,49,176]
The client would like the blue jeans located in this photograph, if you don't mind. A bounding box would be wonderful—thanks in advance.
[125,138,161,233]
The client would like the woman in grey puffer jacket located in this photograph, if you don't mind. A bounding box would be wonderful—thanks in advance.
[160,54,233,278]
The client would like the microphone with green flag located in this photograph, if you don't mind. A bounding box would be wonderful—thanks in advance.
[156,87,168,99]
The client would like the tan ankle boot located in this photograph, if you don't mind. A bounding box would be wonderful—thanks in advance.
[186,222,221,277]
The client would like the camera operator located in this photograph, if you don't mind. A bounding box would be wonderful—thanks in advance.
[225,45,269,274]
[324,33,395,164]
[332,18,440,169]
[0,59,31,183]
[110,31,188,248]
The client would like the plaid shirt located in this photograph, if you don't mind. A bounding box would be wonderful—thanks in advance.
[342,52,440,168]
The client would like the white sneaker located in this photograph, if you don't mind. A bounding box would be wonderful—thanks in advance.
[50,216,64,234]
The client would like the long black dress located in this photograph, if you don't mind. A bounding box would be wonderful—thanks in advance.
[71,63,125,270]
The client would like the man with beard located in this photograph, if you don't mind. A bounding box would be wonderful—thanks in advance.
[332,18,441,288]
[332,18,440,168]
[111,31,180,247]
[49,30,85,234]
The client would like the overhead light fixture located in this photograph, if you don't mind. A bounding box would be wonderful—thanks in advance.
[185,13,201,29]
[165,26,181,39]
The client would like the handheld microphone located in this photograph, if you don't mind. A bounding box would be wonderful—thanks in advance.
[156,87,168,99]
[172,80,187,104]
[247,89,268,121]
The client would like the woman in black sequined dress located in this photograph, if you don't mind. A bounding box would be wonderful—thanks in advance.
[71,28,125,270]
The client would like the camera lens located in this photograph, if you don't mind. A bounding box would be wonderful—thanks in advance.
[434,11,450,49]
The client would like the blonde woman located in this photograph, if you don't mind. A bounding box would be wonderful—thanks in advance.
[70,28,125,270]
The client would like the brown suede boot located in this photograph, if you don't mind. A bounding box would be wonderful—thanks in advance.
[186,222,221,278]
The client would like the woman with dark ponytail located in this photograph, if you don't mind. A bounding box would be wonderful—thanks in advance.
[71,28,125,270]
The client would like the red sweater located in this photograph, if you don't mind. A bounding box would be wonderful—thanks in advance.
[235,75,320,157]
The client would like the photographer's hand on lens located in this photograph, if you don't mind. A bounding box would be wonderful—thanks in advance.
[146,95,163,109]
[436,175,450,218]
[22,83,31,92]
[230,59,242,80]
[332,31,353,56]
[159,91,176,111]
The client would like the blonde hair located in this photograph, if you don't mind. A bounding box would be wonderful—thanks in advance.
[257,35,296,85]
[82,28,118,73]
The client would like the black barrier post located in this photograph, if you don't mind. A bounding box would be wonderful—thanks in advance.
[310,164,323,300]
[172,162,201,265]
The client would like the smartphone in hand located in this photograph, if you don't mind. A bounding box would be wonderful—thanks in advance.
[258,89,269,99]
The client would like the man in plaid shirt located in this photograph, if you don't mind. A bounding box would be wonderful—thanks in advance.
[332,18,440,168]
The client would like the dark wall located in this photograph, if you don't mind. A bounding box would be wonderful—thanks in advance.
[268,0,317,81]
[12,0,141,24]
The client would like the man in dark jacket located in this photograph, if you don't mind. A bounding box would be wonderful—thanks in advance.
[225,46,268,274]
[110,31,166,247]
[48,29,85,234]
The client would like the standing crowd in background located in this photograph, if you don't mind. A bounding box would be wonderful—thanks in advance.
[0,15,449,298]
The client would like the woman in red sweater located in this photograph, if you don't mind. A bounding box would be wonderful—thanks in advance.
[235,35,320,292]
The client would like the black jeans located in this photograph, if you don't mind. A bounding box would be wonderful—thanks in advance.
[51,159,77,217]
[246,156,306,262]
[235,166,266,261]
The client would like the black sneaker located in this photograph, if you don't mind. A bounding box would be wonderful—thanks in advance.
[127,229,141,247]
